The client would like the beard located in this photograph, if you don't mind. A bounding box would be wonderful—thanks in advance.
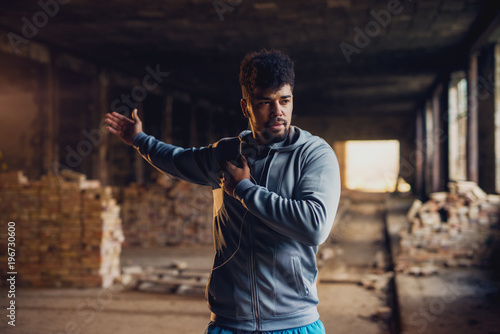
[261,118,289,144]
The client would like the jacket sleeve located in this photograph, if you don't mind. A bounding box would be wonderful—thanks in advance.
[132,132,221,187]
[233,143,341,246]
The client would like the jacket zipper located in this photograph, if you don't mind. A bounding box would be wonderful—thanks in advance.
[249,218,260,331]
[250,149,276,331]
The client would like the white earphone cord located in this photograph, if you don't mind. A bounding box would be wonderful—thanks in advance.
[212,144,275,271]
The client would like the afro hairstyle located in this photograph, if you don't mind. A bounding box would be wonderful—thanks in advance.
[239,49,295,99]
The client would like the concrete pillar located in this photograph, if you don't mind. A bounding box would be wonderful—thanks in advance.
[164,93,173,143]
[424,100,433,196]
[432,85,442,192]
[438,77,450,192]
[46,51,60,176]
[415,108,425,198]
[467,52,479,183]
[496,44,500,193]
[98,69,110,185]
[477,44,497,193]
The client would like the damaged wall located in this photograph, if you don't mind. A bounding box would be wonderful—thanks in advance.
[0,52,47,180]
[0,30,246,187]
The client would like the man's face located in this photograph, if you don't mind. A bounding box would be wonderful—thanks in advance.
[241,84,293,145]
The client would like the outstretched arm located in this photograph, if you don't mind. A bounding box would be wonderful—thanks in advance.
[105,109,143,145]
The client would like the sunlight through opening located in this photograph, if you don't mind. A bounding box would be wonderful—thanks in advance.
[345,140,405,192]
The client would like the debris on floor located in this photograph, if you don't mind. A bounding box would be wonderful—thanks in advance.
[360,272,394,292]
[121,262,208,295]
[396,181,500,275]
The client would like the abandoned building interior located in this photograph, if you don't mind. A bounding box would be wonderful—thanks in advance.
[1,0,500,333]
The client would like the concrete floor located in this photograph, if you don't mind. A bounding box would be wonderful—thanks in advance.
[2,192,499,333]
[386,196,500,334]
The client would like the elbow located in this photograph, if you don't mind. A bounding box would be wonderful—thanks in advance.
[302,205,332,246]
[303,227,330,246]
[303,194,340,246]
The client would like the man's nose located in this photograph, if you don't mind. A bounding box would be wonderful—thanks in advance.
[271,101,284,116]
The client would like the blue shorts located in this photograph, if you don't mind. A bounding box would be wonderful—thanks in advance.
[204,319,326,334]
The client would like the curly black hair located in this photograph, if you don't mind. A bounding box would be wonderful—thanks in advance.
[239,49,295,99]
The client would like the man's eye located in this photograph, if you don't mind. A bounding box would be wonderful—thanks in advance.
[281,100,290,104]
[260,102,270,105]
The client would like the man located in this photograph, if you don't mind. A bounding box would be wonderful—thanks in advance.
[106,49,340,334]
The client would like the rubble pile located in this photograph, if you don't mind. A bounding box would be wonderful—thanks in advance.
[120,176,213,247]
[397,181,500,275]
[0,171,123,288]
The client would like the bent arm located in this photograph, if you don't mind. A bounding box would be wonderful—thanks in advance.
[233,146,341,246]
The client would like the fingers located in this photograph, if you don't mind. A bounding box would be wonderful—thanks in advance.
[107,111,135,124]
[132,108,141,122]
[240,155,248,167]
[105,114,121,130]
[224,161,238,172]
[106,125,120,137]
[105,110,136,133]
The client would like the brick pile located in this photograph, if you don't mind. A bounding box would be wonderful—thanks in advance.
[120,176,213,247]
[0,171,123,288]
[396,181,500,275]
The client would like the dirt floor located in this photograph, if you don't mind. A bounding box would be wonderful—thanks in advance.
[2,191,499,334]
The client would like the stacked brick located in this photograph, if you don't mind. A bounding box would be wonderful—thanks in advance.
[120,176,213,247]
[0,171,123,288]
[121,183,172,247]
[396,181,500,274]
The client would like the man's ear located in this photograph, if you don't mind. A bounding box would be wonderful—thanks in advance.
[240,99,249,118]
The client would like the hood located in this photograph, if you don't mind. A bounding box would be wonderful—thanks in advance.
[238,126,310,156]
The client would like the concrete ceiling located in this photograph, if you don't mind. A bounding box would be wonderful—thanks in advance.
[1,0,499,116]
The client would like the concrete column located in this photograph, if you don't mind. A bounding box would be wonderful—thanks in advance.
[46,51,59,176]
[98,69,110,185]
[415,108,425,198]
[432,85,442,192]
[467,52,479,183]
[424,100,433,196]
[164,93,173,143]
[438,77,450,192]
[477,44,497,193]
[496,44,500,193]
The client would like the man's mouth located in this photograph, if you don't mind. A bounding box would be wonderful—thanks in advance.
[266,119,286,131]
[269,122,284,131]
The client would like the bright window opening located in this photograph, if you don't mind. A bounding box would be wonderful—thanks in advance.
[448,74,468,182]
[345,140,405,192]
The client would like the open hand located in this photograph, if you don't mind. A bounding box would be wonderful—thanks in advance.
[105,109,143,146]
[222,156,250,197]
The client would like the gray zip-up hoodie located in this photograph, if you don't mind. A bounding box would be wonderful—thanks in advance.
[132,126,341,331]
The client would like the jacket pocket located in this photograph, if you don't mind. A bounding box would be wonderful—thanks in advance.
[292,256,310,297]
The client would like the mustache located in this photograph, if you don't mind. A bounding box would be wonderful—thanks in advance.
[265,117,287,127]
